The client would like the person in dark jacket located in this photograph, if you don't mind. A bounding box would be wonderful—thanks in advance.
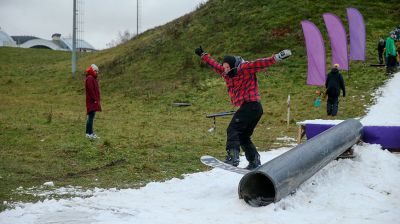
[325,64,345,116]
[85,64,102,139]
[378,38,386,65]
[195,46,292,170]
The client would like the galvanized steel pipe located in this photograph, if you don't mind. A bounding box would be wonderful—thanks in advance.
[238,119,363,207]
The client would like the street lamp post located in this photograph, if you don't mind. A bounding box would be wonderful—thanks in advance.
[72,0,77,76]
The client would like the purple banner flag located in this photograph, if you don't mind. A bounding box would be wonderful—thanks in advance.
[301,20,326,86]
[347,8,366,61]
[323,13,349,70]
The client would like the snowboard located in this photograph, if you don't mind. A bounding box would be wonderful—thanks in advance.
[200,155,250,175]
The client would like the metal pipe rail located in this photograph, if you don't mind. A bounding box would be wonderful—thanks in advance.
[238,119,363,207]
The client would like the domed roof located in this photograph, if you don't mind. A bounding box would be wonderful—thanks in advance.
[61,37,96,51]
[19,38,64,50]
[10,35,38,45]
[0,30,16,46]
[0,30,96,51]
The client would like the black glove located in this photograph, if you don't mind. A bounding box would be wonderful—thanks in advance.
[195,46,204,56]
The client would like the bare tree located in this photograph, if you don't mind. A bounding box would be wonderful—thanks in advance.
[106,30,135,48]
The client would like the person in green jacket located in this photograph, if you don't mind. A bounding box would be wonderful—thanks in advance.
[385,31,397,74]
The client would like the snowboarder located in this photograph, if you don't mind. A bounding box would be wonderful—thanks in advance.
[85,64,102,139]
[325,64,345,117]
[195,46,292,169]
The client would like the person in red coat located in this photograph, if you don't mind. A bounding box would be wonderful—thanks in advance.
[85,64,102,139]
[195,46,292,170]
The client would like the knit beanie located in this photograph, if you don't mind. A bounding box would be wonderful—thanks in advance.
[91,64,99,73]
[223,55,236,69]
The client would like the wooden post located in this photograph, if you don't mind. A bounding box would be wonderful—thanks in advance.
[297,124,306,143]
[287,94,291,128]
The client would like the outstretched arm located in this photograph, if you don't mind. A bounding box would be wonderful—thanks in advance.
[195,46,224,75]
[240,49,292,75]
[201,54,225,75]
[240,57,276,75]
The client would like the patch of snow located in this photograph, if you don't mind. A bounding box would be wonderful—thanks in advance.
[43,182,54,187]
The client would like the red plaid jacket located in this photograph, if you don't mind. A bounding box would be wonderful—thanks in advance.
[201,54,276,107]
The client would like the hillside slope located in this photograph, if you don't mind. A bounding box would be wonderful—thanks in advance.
[85,0,397,93]
[0,0,398,209]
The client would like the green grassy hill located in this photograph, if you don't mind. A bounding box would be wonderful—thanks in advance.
[0,0,398,209]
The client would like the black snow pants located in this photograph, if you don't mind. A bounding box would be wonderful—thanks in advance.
[327,96,339,116]
[226,101,263,162]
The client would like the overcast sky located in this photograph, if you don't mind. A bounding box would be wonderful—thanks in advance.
[0,0,207,49]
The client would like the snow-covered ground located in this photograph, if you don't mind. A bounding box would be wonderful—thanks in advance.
[1,73,400,224]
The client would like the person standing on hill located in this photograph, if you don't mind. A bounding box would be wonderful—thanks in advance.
[85,64,102,139]
[385,31,398,75]
[194,46,292,170]
[325,64,345,117]
[378,38,386,65]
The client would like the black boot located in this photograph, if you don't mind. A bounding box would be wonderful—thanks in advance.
[245,153,261,170]
[241,142,261,170]
[223,148,240,167]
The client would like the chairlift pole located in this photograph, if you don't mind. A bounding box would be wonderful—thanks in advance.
[72,0,77,76]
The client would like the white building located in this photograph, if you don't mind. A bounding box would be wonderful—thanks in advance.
[0,28,17,47]
[0,28,96,52]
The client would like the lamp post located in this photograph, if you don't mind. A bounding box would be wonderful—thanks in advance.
[72,0,77,76]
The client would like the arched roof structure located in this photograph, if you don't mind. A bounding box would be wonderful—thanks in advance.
[19,38,64,50]
[1,30,96,51]
[0,30,16,47]
[62,38,96,51]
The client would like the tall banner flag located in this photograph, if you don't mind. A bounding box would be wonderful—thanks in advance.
[301,20,326,86]
[347,8,366,61]
[323,13,349,70]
